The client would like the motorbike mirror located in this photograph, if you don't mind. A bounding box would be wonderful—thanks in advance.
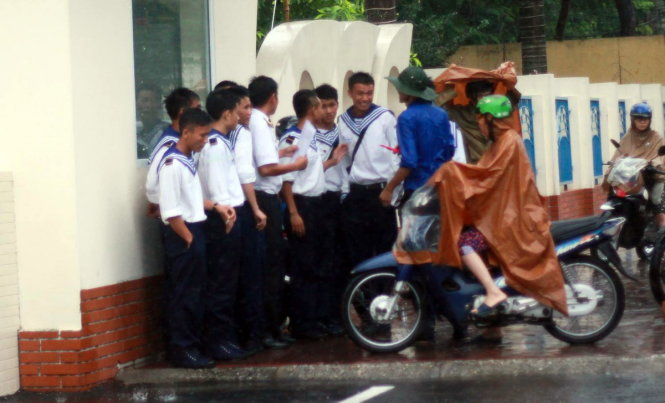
[659,146,665,156]
[611,139,621,149]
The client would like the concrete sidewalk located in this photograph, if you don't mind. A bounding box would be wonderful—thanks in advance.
[118,251,665,385]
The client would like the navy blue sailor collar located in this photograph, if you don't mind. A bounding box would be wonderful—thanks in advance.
[157,146,197,176]
[208,128,232,150]
[147,126,180,163]
[340,104,391,136]
[315,125,339,147]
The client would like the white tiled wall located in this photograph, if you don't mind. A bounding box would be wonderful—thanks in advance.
[0,173,19,396]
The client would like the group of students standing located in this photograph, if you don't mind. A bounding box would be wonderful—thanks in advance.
[145,67,462,369]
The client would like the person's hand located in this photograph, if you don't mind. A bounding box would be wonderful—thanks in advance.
[293,156,308,171]
[331,144,349,165]
[379,188,393,207]
[215,204,236,233]
[224,219,235,234]
[215,204,235,221]
[183,233,193,249]
[254,208,267,231]
[279,145,299,158]
[290,212,305,237]
[146,203,160,219]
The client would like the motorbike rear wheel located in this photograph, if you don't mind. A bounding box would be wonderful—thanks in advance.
[341,269,425,353]
[544,256,624,344]
[648,236,665,304]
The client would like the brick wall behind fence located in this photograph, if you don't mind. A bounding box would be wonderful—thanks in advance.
[18,276,163,392]
[546,185,606,221]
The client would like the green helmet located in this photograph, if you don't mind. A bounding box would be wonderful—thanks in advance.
[477,94,512,119]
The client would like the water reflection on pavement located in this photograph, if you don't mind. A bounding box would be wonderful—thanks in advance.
[204,249,665,367]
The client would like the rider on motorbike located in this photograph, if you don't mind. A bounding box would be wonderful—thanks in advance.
[395,95,568,317]
[602,102,665,228]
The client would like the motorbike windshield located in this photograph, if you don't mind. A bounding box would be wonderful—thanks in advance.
[607,157,647,191]
[394,184,441,253]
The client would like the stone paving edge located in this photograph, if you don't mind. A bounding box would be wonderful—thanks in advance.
[117,354,665,385]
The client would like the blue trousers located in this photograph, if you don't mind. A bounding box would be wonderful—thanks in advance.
[204,203,263,344]
[163,222,206,349]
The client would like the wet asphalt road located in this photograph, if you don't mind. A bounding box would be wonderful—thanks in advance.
[4,374,665,402]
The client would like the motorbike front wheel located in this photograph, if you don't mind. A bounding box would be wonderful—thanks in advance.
[544,256,624,344]
[342,269,425,353]
[648,236,665,304]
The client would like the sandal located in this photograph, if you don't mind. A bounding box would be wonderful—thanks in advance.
[471,300,507,319]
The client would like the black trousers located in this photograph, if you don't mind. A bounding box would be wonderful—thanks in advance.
[285,194,326,331]
[319,191,347,325]
[163,222,206,350]
[255,191,287,338]
[342,184,398,268]
[204,203,262,344]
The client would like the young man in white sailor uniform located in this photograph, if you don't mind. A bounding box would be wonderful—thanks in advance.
[279,90,346,339]
[198,89,264,362]
[248,76,307,349]
[157,108,218,369]
[338,72,400,269]
[313,84,349,336]
[145,87,201,219]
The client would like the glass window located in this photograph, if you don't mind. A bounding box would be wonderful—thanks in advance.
[132,0,211,159]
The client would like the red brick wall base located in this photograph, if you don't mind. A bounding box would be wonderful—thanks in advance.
[18,276,163,392]
[545,185,607,221]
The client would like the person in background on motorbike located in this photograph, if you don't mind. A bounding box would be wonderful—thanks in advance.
[396,95,568,318]
[602,102,665,228]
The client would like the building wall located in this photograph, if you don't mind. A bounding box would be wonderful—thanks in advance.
[447,35,665,85]
[0,173,19,396]
[0,0,82,331]
[0,0,258,392]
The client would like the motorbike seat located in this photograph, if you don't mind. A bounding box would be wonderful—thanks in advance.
[550,216,606,244]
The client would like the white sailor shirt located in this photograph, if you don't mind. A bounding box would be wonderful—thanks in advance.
[249,108,282,194]
[229,125,256,185]
[157,147,206,225]
[315,125,348,193]
[198,129,246,208]
[145,126,179,204]
[338,105,400,186]
[279,121,326,197]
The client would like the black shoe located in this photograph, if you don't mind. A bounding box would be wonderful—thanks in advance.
[291,326,328,340]
[244,340,265,357]
[207,341,249,361]
[360,322,390,336]
[451,327,470,342]
[262,336,290,349]
[415,329,435,343]
[169,347,216,369]
[323,322,346,337]
[276,333,296,344]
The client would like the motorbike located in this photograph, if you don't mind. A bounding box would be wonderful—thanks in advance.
[602,140,665,261]
[341,185,628,353]
[601,142,665,304]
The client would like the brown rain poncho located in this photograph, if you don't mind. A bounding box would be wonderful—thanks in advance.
[434,62,522,164]
[395,118,568,315]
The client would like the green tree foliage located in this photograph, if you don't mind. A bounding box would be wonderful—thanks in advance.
[257,1,662,66]
[257,0,364,47]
